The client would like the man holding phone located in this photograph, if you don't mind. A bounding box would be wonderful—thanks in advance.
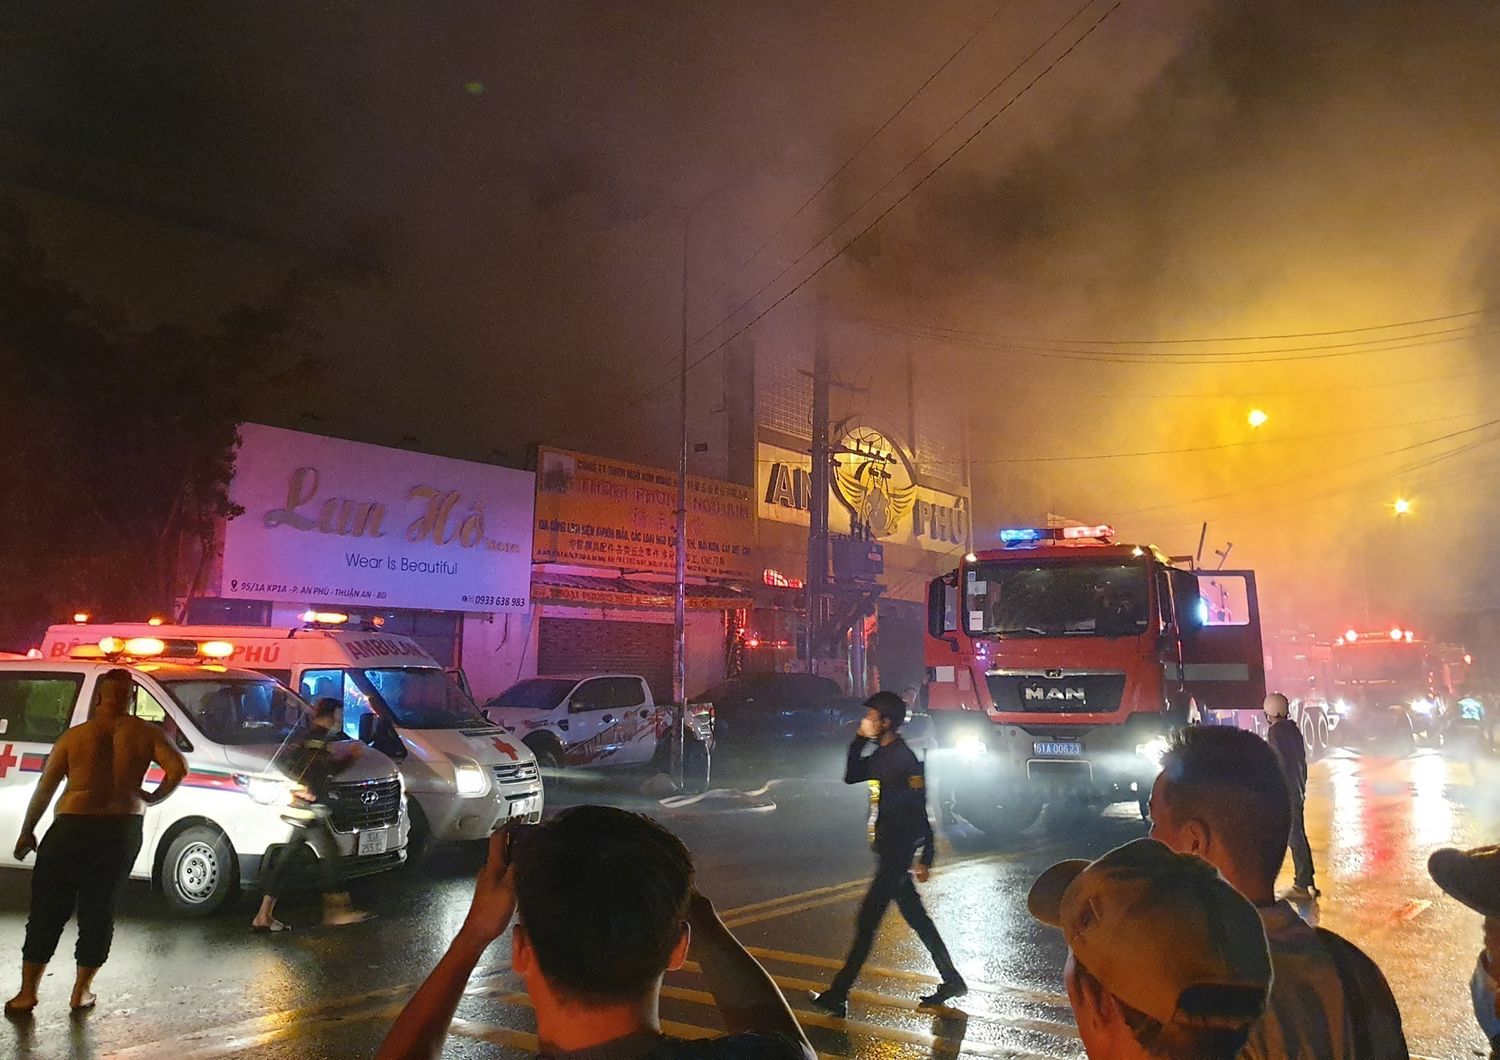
[377,807,813,1059]
[809,691,966,1017]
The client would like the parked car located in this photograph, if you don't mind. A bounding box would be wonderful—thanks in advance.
[483,673,712,789]
[688,672,863,754]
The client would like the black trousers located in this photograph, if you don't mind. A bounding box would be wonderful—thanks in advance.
[23,815,144,968]
[1289,795,1316,888]
[262,821,341,900]
[826,853,960,998]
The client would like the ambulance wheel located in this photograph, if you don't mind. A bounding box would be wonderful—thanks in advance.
[161,825,237,917]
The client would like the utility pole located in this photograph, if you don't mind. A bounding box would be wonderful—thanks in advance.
[805,296,831,672]
[673,220,689,787]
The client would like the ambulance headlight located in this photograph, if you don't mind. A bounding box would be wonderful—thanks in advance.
[451,758,488,797]
[236,774,297,806]
[955,735,988,762]
[1135,735,1171,770]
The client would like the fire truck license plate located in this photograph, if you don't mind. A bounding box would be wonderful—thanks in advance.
[1034,741,1082,757]
[358,831,389,856]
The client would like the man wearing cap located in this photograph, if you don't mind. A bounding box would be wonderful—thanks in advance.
[1150,724,1408,1059]
[1264,691,1318,900]
[1029,838,1272,1060]
[1429,845,1500,1057]
[810,691,965,1017]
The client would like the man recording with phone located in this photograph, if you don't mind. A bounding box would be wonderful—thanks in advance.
[377,807,813,1059]
[809,691,966,1017]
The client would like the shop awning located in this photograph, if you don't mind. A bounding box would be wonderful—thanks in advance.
[531,571,750,612]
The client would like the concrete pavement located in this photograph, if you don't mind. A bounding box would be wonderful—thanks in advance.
[0,747,1490,1058]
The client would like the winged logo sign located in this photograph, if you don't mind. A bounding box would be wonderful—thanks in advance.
[832,428,919,540]
[759,429,969,553]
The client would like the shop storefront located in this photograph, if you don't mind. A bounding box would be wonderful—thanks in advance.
[191,423,536,697]
[751,424,971,693]
[526,448,756,701]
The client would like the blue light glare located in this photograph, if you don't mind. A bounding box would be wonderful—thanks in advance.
[999,527,1045,543]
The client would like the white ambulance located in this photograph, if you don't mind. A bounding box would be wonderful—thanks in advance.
[0,640,408,916]
[44,618,543,858]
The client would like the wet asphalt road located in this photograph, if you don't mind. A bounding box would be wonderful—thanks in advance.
[0,744,1495,1059]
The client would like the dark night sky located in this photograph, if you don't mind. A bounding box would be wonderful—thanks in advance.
[5,0,1500,631]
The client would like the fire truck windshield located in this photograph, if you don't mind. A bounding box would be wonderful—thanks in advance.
[1333,641,1424,683]
[964,560,1149,638]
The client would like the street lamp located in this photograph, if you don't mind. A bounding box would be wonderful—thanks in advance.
[1247,408,1269,429]
[1392,497,1411,516]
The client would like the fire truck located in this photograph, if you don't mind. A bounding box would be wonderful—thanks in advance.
[1326,628,1474,748]
[922,525,1266,836]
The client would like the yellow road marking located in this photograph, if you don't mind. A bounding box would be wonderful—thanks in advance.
[736,948,1069,1008]
[657,984,1067,1059]
[720,875,872,917]
[100,987,429,1060]
[448,1014,540,1050]
[761,972,1077,1039]
[724,853,1008,928]
[106,852,1056,1060]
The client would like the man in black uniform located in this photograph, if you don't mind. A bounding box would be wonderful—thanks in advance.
[810,692,966,1017]
[1264,692,1318,900]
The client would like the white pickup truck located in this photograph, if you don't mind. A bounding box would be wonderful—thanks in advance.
[482,673,713,787]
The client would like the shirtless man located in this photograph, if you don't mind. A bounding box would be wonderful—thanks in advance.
[5,668,187,1016]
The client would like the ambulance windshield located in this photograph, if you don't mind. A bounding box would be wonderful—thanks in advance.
[357,667,486,729]
[162,677,307,746]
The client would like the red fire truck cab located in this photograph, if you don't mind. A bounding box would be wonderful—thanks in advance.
[923,525,1266,835]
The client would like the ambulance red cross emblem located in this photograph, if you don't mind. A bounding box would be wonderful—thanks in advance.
[0,744,17,779]
[492,737,519,761]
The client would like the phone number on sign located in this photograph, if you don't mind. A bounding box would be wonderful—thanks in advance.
[464,594,529,608]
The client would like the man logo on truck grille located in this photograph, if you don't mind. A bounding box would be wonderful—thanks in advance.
[1025,686,1086,703]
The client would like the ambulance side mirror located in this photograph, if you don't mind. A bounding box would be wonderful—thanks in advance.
[358,713,379,745]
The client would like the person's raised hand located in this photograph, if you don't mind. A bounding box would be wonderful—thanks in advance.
[913,864,930,884]
[459,826,518,947]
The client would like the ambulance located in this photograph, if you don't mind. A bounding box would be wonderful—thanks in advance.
[44,616,543,858]
[0,638,408,916]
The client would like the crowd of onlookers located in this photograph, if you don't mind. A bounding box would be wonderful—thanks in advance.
[374,696,1500,1060]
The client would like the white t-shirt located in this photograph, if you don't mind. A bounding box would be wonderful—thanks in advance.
[1239,901,1408,1060]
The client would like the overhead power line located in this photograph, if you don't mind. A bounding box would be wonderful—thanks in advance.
[627,0,1124,407]
[608,0,1033,406]
[898,308,1490,347]
[716,0,1018,296]
[1122,437,1500,530]
[952,409,1499,464]
[1118,417,1500,517]
[871,318,1500,365]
